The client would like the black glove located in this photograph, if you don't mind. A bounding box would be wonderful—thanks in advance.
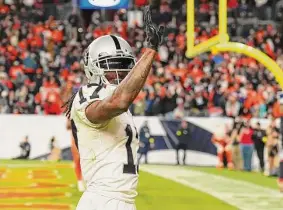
[144,6,165,51]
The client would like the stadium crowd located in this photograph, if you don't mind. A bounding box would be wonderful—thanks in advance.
[0,0,283,120]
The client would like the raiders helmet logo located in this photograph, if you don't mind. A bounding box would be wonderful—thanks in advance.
[88,0,121,7]
[83,49,89,66]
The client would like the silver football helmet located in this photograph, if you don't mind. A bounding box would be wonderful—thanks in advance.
[83,35,136,85]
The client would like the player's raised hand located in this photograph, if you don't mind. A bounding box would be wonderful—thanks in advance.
[144,6,165,51]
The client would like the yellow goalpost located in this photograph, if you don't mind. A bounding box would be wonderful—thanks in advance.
[186,0,283,88]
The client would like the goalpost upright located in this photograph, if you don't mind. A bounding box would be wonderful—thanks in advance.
[186,0,229,58]
[186,0,283,190]
[186,0,283,87]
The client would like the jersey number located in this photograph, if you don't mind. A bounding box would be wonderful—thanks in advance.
[79,84,103,104]
[123,124,137,174]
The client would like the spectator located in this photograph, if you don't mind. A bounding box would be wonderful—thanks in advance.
[239,121,254,171]
[13,136,31,160]
[138,120,152,164]
[251,122,266,172]
[266,120,280,176]
[0,0,282,120]
[48,136,61,161]
[176,120,191,165]
[173,98,185,119]
[191,89,208,116]
[230,118,243,170]
[68,9,80,41]
[164,90,177,119]
[225,92,240,117]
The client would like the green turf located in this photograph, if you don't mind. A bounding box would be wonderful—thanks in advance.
[2,161,280,210]
[188,166,278,189]
[137,171,236,210]
[0,160,237,210]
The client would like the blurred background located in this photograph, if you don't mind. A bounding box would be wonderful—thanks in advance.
[1,0,283,209]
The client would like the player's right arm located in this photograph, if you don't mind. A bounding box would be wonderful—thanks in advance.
[85,6,165,124]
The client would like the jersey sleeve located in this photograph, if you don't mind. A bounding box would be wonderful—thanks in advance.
[71,84,108,128]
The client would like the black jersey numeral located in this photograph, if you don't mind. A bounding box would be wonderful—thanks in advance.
[79,88,87,104]
[123,124,137,174]
[79,84,102,104]
[90,85,103,100]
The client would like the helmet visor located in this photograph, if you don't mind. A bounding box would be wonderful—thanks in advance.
[98,57,135,85]
[98,57,135,70]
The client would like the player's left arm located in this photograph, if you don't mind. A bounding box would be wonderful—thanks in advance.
[85,6,165,124]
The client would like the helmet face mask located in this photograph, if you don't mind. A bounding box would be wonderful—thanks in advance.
[84,35,136,86]
[103,70,129,85]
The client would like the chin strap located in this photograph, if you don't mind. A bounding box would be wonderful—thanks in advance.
[100,69,122,86]
[101,75,110,85]
[101,75,118,87]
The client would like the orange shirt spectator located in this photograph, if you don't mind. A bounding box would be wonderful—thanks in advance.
[18,40,28,50]
[43,90,62,115]
[52,29,63,43]
[34,92,42,105]
[0,3,9,14]
[60,68,70,81]
[30,35,43,48]
[44,101,62,115]
[43,80,59,89]
[33,24,45,35]
[176,34,186,50]
[135,0,147,7]
[228,0,239,9]
[46,91,61,104]
[7,45,17,57]
[244,87,257,109]
[272,101,283,118]
[158,86,166,99]
[189,66,204,83]
[120,22,128,40]
[9,64,24,79]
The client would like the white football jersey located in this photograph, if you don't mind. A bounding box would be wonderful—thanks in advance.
[70,83,139,203]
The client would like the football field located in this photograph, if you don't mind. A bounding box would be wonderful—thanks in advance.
[0,160,282,210]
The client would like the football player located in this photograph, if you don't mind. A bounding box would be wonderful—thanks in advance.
[63,6,164,210]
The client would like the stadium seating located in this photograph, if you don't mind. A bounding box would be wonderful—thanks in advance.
[0,0,282,120]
